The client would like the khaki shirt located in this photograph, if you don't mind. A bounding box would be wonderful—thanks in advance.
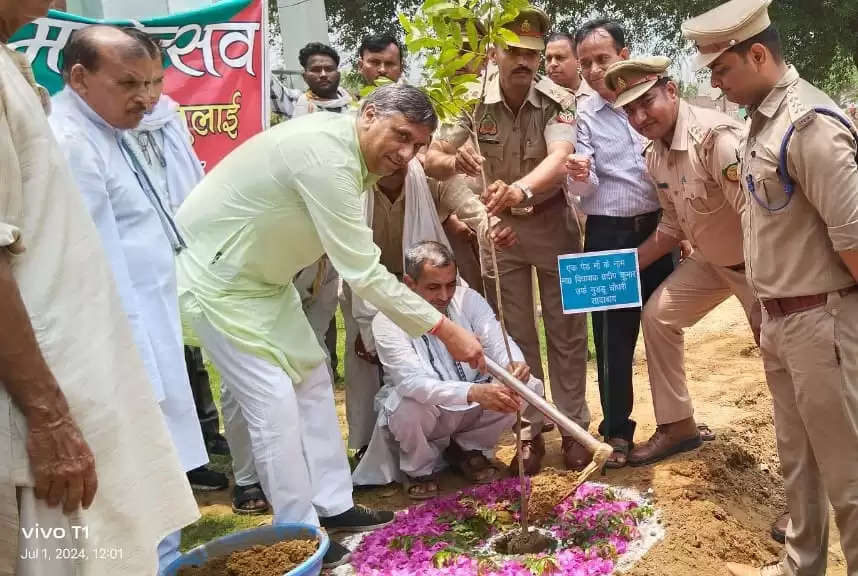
[647,101,745,267]
[373,175,488,276]
[741,66,858,298]
[439,73,576,197]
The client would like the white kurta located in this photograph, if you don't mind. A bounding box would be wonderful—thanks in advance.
[49,88,207,473]
[0,46,198,576]
[352,286,545,485]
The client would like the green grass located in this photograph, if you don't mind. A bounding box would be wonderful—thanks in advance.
[536,315,596,362]
[180,512,264,552]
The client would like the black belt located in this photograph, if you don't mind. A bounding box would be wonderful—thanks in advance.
[587,211,660,232]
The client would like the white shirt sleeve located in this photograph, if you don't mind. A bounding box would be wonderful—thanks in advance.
[565,111,599,199]
[373,313,472,407]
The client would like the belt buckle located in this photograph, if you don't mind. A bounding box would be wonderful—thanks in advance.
[510,206,534,217]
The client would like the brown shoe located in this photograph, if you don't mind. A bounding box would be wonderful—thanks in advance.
[561,437,591,471]
[509,434,545,476]
[628,418,702,467]
[725,561,785,576]
[771,511,789,544]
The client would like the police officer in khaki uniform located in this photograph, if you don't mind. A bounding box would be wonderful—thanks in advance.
[425,6,588,474]
[683,1,858,575]
[602,56,761,466]
[545,31,596,106]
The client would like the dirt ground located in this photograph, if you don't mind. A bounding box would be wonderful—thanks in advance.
[195,297,847,575]
[347,298,847,575]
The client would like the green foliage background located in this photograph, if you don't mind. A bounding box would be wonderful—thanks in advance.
[270,0,857,98]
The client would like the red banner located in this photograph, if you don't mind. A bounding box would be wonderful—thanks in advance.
[163,0,267,171]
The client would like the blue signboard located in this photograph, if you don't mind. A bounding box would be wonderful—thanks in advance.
[558,249,642,314]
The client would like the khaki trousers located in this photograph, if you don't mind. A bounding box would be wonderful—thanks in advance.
[762,291,858,576]
[641,257,760,424]
[482,203,589,435]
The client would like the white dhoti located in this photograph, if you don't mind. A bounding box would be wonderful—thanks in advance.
[16,488,81,576]
[389,400,515,478]
[192,316,353,525]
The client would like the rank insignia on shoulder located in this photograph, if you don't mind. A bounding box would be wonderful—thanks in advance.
[557,108,576,124]
[723,162,739,182]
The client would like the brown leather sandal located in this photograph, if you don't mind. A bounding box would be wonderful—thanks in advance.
[403,474,440,501]
[445,443,501,484]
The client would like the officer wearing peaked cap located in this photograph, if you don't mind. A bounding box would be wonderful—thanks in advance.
[683,1,858,575]
[425,5,590,476]
[604,56,761,469]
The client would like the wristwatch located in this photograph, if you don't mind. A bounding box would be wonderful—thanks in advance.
[513,182,534,203]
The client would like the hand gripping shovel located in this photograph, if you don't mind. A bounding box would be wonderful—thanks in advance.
[484,357,614,489]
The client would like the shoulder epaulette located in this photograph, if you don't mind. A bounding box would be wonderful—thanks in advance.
[534,75,576,110]
[785,85,816,131]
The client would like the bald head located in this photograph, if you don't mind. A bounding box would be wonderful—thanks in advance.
[63,25,161,130]
[62,25,158,80]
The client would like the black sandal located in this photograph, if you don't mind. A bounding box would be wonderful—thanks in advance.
[231,483,270,515]
[605,437,632,469]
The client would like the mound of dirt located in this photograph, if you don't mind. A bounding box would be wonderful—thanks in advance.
[628,419,786,574]
[496,529,556,555]
[527,467,581,521]
[347,300,846,575]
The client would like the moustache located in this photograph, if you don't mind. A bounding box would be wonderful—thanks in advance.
[513,66,533,74]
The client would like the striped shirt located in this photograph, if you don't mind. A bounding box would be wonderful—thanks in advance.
[567,92,660,217]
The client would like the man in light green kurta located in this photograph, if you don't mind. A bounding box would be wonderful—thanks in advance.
[175,83,485,567]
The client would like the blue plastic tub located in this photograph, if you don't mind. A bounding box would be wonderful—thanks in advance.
[164,522,329,576]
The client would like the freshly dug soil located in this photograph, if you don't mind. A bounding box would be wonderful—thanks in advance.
[177,539,318,576]
[495,529,555,555]
[527,467,581,521]
[350,301,848,574]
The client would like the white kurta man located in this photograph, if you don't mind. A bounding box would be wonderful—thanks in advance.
[355,241,544,500]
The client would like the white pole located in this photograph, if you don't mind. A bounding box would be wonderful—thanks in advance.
[277,0,329,89]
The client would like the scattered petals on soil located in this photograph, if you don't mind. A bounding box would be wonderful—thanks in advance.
[350,478,654,576]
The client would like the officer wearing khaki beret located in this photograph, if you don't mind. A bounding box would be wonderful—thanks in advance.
[603,56,762,467]
[683,1,858,575]
[425,6,589,475]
